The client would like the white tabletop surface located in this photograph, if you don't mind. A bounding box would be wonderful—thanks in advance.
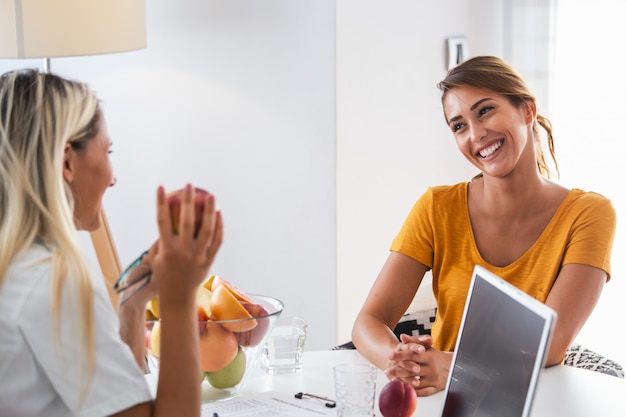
[238,349,626,417]
[146,349,626,416]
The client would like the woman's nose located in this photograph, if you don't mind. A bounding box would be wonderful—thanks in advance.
[110,176,117,187]
[468,122,486,142]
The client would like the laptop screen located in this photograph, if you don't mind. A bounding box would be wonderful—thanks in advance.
[440,266,556,417]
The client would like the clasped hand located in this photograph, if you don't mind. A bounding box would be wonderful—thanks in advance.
[385,334,452,397]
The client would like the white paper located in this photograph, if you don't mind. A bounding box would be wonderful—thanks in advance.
[201,391,336,417]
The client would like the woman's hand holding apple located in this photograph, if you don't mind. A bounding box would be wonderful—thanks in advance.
[152,184,223,307]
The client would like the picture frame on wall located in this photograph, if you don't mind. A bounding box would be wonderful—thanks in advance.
[447,36,469,70]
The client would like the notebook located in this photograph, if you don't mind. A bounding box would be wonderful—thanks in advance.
[438,265,556,417]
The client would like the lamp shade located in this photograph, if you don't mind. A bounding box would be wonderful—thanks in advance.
[0,0,146,59]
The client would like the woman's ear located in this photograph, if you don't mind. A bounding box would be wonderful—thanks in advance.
[524,100,537,124]
[62,142,74,184]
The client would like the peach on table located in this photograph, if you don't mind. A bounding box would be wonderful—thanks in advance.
[378,379,418,417]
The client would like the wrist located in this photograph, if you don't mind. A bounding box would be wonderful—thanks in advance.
[158,295,197,321]
[118,299,147,320]
[159,289,196,308]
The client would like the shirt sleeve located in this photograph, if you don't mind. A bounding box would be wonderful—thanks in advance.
[562,191,616,279]
[390,186,437,268]
[19,266,153,417]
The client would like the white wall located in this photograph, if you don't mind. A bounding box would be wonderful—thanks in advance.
[336,0,504,344]
[0,0,337,350]
[550,0,626,367]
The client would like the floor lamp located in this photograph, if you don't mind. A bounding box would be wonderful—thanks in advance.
[0,0,147,309]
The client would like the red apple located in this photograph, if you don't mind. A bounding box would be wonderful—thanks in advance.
[378,379,418,417]
[166,186,210,237]
[234,302,270,346]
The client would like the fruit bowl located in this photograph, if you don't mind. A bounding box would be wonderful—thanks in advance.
[146,293,284,402]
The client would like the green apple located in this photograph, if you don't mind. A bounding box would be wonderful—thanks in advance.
[205,347,246,389]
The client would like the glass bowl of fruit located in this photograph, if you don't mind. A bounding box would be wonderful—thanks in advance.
[145,275,284,402]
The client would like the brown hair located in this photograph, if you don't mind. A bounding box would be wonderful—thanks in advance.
[437,56,559,179]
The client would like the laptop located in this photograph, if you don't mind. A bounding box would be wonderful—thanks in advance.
[439,265,556,417]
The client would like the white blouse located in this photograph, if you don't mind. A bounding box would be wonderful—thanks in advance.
[0,244,152,417]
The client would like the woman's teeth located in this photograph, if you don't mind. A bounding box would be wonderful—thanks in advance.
[479,141,502,158]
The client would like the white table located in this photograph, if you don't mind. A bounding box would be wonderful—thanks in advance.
[237,349,626,417]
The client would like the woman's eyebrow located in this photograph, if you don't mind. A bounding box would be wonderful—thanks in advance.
[470,97,492,111]
[447,115,462,125]
[446,97,493,125]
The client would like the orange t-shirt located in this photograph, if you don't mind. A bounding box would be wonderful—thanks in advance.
[390,183,616,352]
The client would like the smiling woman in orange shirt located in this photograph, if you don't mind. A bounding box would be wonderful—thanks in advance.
[351,56,616,397]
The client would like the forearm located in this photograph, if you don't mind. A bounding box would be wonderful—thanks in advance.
[543,325,572,367]
[153,298,201,417]
[351,252,428,370]
[543,264,606,367]
[119,303,149,372]
[352,314,400,370]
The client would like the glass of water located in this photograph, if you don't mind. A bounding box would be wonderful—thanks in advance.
[334,363,377,417]
[260,316,307,374]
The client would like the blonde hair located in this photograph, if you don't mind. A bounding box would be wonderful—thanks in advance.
[437,56,559,179]
[0,69,100,395]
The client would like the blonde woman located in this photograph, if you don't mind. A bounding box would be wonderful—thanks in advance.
[0,69,223,416]
[352,56,616,396]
